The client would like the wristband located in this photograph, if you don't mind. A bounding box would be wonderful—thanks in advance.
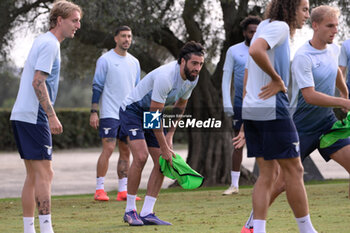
[90,109,98,113]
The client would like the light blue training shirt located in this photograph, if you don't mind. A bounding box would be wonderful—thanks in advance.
[290,42,339,134]
[92,49,141,119]
[222,42,249,116]
[339,39,350,88]
[11,31,61,124]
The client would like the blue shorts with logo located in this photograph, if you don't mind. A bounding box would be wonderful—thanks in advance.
[119,107,165,148]
[11,120,52,160]
[298,116,350,162]
[99,118,126,143]
[243,118,300,160]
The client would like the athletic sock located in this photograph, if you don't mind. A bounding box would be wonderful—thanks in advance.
[23,217,36,233]
[38,214,54,233]
[245,210,254,228]
[231,171,241,188]
[125,194,137,212]
[118,177,127,192]
[96,177,105,190]
[296,214,317,233]
[140,196,157,217]
[253,219,266,233]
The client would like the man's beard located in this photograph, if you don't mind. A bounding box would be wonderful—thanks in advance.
[245,37,252,46]
[184,64,197,81]
[119,43,130,51]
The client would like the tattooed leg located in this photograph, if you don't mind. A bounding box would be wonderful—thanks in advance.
[36,197,51,215]
[117,139,130,179]
[117,159,129,178]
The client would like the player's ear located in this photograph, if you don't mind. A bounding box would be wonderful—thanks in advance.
[181,57,187,67]
[57,16,63,26]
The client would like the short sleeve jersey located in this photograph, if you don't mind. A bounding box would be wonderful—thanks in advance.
[11,32,61,124]
[222,42,249,109]
[121,61,198,114]
[242,19,291,121]
[339,39,350,86]
[290,42,339,133]
[92,50,141,119]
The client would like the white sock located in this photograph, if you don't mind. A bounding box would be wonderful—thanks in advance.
[296,214,317,233]
[245,210,254,228]
[253,219,266,233]
[96,177,105,190]
[118,177,127,192]
[140,196,157,217]
[23,217,36,233]
[39,214,54,233]
[125,194,137,212]
[231,171,240,188]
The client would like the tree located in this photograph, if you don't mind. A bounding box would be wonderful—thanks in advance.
[2,0,350,186]
[0,0,53,58]
[0,61,20,108]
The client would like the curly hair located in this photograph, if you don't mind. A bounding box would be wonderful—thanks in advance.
[177,41,205,64]
[240,15,262,31]
[264,0,302,36]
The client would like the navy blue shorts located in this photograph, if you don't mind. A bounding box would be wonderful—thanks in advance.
[11,120,52,160]
[244,119,300,160]
[119,108,165,148]
[232,106,243,131]
[299,119,350,162]
[98,118,126,143]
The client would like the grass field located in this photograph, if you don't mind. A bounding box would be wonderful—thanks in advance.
[0,180,349,233]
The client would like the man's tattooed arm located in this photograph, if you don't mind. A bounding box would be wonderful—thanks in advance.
[32,71,55,118]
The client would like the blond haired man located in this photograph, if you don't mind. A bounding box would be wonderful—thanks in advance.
[10,1,82,232]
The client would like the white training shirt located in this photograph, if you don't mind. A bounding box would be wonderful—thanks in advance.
[242,19,291,121]
[121,61,198,113]
[11,31,61,124]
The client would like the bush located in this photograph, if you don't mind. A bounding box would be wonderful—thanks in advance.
[0,108,187,151]
[0,109,17,150]
[0,108,100,150]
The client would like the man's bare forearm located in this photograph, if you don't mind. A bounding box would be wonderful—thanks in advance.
[32,71,56,118]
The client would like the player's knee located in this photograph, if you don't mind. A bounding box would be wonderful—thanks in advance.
[45,168,54,182]
[103,145,115,155]
[35,168,54,183]
[283,162,304,179]
[133,154,148,168]
[290,161,304,175]
[260,166,279,182]
[259,172,278,188]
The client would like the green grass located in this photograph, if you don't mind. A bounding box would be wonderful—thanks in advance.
[0,181,349,233]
